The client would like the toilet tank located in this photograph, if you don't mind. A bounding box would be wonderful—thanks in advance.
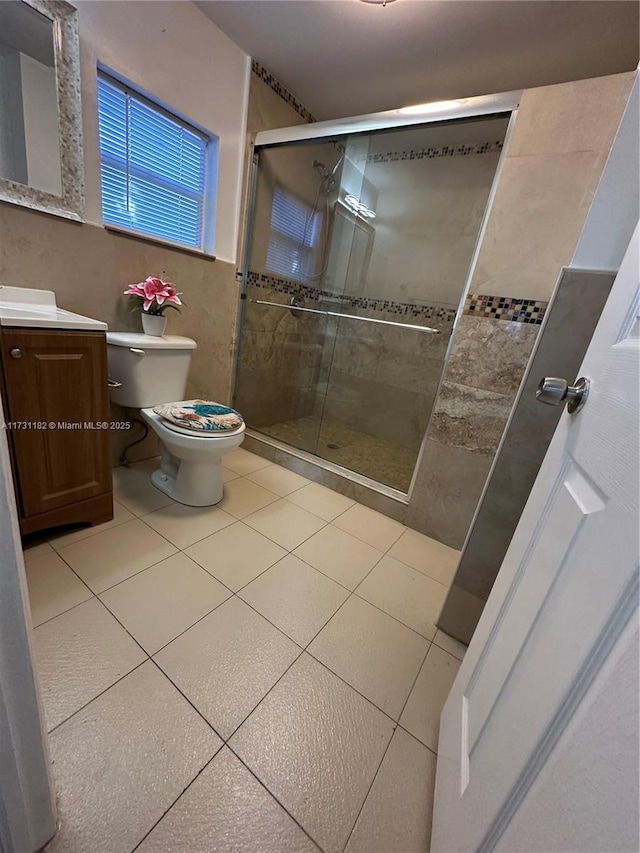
[106,333,197,409]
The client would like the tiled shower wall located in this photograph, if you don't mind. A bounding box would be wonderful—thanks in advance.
[405,70,635,548]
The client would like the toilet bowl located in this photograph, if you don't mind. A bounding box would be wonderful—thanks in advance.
[106,332,245,507]
[141,408,245,506]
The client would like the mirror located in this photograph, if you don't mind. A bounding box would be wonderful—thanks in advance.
[0,0,83,220]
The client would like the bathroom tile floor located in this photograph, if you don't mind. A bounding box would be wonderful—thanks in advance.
[23,448,466,853]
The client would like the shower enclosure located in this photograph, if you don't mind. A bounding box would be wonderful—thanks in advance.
[234,95,516,493]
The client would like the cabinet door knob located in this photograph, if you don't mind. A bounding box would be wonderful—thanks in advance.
[9,348,23,359]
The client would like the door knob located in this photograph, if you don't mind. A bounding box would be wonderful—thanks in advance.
[9,348,23,359]
[536,376,590,414]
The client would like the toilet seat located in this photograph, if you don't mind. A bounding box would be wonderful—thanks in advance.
[160,418,244,439]
[153,399,243,433]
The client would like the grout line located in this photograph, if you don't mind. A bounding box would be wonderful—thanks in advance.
[288,548,384,595]
[129,746,225,853]
[222,647,306,740]
[303,646,404,730]
[31,591,96,630]
[147,656,228,743]
[394,719,439,758]
[339,725,398,853]
[151,588,301,659]
[350,589,437,643]
[226,745,327,853]
[46,658,149,736]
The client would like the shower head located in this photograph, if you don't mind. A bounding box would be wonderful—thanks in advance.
[313,157,343,192]
[330,155,344,177]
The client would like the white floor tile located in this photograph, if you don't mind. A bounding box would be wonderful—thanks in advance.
[113,476,174,516]
[239,554,349,647]
[286,482,355,521]
[45,662,221,853]
[333,504,405,552]
[294,525,383,591]
[345,728,437,853]
[223,466,241,483]
[356,556,447,640]
[33,598,146,731]
[48,500,135,549]
[130,457,162,476]
[155,597,300,739]
[57,518,177,593]
[137,747,319,853]
[243,500,326,551]
[100,552,231,654]
[143,502,235,549]
[22,540,54,564]
[25,551,92,627]
[230,653,394,853]
[308,596,429,720]
[434,628,467,661]
[111,463,152,489]
[388,528,460,586]
[224,448,273,476]
[218,477,279,519]
[185,522,286,592]
[247,464,311,496]
[400,644,461,752]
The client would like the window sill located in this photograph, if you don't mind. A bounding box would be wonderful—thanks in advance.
[104,224,216,261]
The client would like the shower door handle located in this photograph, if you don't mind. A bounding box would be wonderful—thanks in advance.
[289,295,304,318]
[250,299,440,334]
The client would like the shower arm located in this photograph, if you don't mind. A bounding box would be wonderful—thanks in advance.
[250,299,440,334]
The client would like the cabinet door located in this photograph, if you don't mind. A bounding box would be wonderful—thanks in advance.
[1,329,112,518]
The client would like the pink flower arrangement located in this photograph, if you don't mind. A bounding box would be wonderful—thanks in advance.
[124,276,183,315]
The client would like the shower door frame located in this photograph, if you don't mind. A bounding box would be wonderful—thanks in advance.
[234,90,522,501]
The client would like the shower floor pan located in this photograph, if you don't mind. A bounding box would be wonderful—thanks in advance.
[257,415,418,493]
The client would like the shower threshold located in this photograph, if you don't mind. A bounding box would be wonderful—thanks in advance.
[242,426,411,523]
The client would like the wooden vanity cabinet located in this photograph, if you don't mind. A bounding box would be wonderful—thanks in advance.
[0,328,113,535]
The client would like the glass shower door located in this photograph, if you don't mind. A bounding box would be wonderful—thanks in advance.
[234,115,509,492]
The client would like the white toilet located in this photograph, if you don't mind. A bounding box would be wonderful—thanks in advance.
[106,333,245,506]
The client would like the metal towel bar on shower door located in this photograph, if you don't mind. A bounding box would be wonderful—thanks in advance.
[250,299,440,334]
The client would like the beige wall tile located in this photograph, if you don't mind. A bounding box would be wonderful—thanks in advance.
[507,72,635,158]
[0,205,240,464]
[445,316,538,396]
[470,150,605,301]
[406,440,493,549]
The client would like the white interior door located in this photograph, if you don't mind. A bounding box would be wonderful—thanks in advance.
[431,222,640,852]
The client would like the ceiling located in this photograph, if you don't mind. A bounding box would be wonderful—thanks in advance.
[196,0,639,120]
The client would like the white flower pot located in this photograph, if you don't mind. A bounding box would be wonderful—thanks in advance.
[141,313,167,337]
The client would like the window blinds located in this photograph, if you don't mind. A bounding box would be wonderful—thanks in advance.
[97,72,208,250]
[266,185,321,279]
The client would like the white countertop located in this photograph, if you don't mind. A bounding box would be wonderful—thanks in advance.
[0,286,107,331]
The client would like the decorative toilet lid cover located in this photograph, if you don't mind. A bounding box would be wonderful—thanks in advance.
[153,400,244,432]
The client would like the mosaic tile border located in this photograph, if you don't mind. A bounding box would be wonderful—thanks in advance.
[251,60,317,124]
[464,293,548,325]
[366,140,504,164]
[246,270,458,324]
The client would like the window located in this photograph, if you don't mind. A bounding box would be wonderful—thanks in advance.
[96,70,216,252]
[266,185,322,280]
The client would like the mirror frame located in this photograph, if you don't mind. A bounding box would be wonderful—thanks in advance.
[0,0,84,221]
